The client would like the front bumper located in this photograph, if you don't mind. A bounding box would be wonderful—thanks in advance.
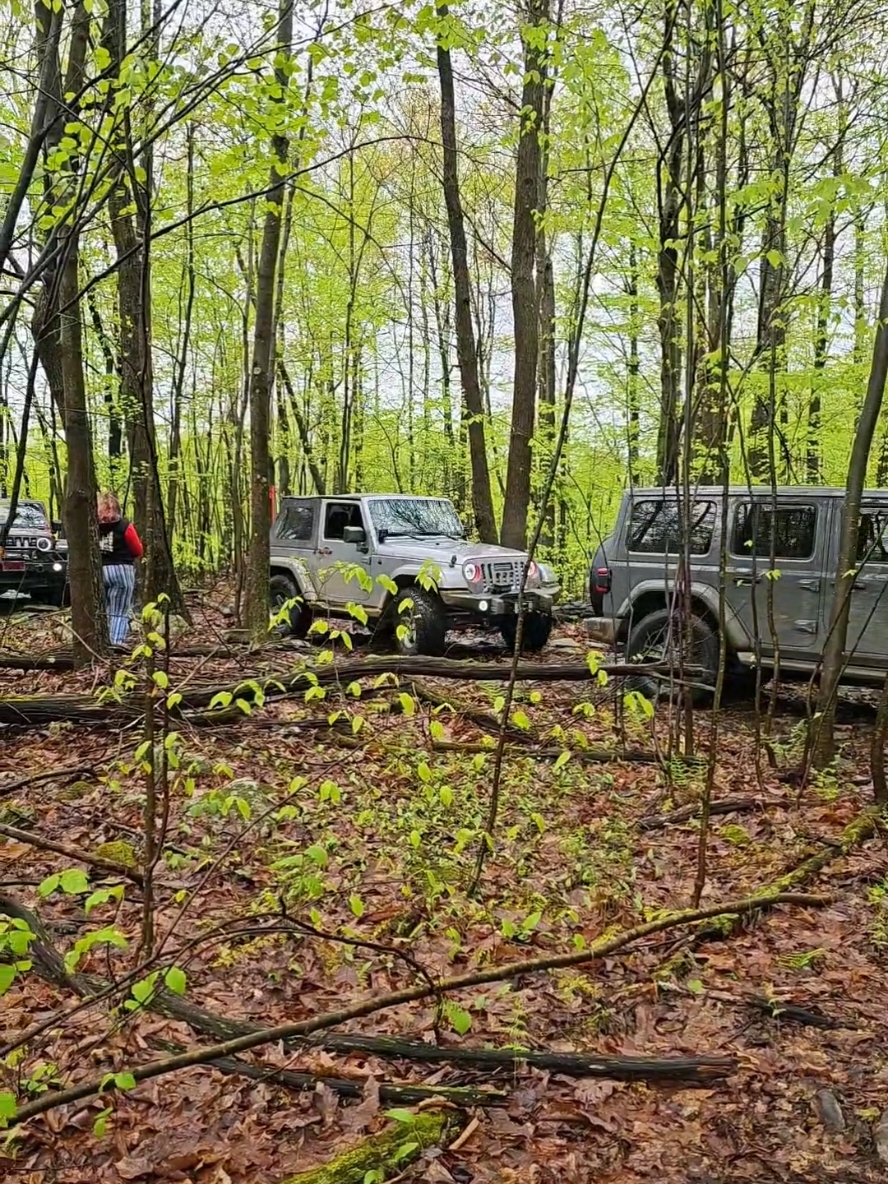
[442,587,560,616]
[0,558,67,594]
[584,616,621,645]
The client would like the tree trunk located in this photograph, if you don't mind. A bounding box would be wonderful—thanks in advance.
[501,0,549,549]
[813,254,888,768]
[57,2,108,666]
[655,11,684,486]
[435,4,497,544]
[103,0,184,613]
[243,0,293,641]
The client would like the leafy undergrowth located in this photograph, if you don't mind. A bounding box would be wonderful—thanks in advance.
[1,604,888,1183]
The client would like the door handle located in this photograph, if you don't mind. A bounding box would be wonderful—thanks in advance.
[798,579,820,591]
[731,573,761,586]
[318,547,332,558]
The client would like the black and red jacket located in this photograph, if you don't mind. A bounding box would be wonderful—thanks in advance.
[99,518,144,566]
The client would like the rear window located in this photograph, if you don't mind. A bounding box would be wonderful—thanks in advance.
[857,511,888,563]
[626,500,716,555]
[275,501,314,542]
[730,504,816,559]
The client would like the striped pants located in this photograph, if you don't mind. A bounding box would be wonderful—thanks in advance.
[103,564,136,646]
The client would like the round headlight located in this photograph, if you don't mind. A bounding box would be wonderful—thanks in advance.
[37,536,51,552]
[464,561,482,585]
[527,560,539,579]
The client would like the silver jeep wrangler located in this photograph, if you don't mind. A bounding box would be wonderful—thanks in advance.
[269,494,560,656]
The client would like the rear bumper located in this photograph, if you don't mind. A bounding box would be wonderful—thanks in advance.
[584,616,621,645]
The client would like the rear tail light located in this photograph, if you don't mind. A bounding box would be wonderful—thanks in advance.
[0,560,25,571]
[594,567,611,593]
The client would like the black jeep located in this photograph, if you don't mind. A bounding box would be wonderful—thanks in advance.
[0,498,67,606]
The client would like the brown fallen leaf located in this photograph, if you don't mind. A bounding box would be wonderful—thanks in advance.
[114,1158,153,1180]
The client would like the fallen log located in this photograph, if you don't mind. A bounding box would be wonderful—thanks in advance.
[146,1037,506,1106]
[0,764,96,799]
[431,738,697,767]
[0,894,735,1086]
[638,795,789,830]
[295,1034,734,1081]
[282,1111,455,1184]
[0,823,143,885]
[0,655,686,727]
[5,889,829,1127]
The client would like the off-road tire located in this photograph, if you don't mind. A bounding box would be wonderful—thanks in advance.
[269,574,311,638]
[392,586,447,657]
[501,611,553,654]
[625,608,719,705]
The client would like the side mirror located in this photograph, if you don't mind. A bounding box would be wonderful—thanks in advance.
[343,525,366,546]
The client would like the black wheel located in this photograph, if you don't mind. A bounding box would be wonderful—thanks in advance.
[625,608,719,705]
[501,611,553,654]
[269,574,310,638]
[392,586,447,657]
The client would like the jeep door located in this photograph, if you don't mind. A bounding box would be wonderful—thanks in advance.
[316,501,375,608]
[726,498,828,654]
[837,501,888,669]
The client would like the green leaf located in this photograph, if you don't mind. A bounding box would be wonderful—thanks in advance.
[512,710,531,730]
[164,966,187,995]
[349,894,365,918]
[398,693,415,716]
[417,761,432,783]
[384,1108,416,1124]
[445,1001,472,1035]
[553,750,571,771]
[59,869,90,894]
[37,873,60,897]
[114,1072,137,1091]
[0,963,16,995]
[0,1091,17,1120]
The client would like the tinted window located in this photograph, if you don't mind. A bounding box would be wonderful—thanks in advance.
[731,504,816,559]
[857,511,888,564]
[276,501,314,542]
[627,500,716,555]
[324,502,364,541]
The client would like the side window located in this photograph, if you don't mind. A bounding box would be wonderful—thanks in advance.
[626,500,716,555]
[275,501,314,542]
[857,511,888,564]
[323,502,364,541]
[731,504,816,559]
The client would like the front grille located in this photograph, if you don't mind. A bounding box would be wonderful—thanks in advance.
[479,559,523,594]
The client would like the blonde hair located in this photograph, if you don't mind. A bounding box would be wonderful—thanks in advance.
[97,491,121,524]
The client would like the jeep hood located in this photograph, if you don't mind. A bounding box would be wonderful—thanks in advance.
[376,538,529,564]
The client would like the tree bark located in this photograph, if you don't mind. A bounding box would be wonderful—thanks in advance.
[56,2,108,665]
[243,0,294,641]
[103,0,184,613]
[435,4,497,543]
[501,0,550,550]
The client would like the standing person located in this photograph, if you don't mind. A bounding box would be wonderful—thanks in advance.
[97,492,143,648]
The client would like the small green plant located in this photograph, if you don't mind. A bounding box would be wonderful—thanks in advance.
[779,947,827,971]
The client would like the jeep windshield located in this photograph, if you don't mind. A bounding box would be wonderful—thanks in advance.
[370,498,465,541]
[0,501,48,529]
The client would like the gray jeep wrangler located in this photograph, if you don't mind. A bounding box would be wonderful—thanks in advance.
[269,494,560,656]
[585,485,888,697]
